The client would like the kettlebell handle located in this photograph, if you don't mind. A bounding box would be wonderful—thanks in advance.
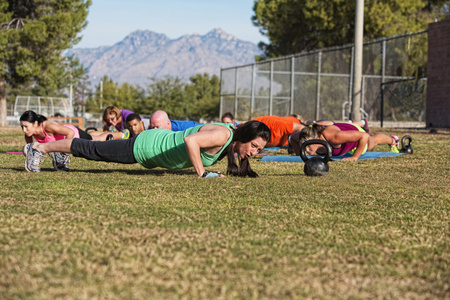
[401,135,412,148]
[299,139,333,163]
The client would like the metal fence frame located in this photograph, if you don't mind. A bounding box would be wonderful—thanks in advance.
[220,30,427,123]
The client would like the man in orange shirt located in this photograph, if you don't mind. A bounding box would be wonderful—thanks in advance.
[252,115,304,147]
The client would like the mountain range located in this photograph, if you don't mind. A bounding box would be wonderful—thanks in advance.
[67,28,261,86]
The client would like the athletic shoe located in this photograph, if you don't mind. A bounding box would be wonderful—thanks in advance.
[363,118,371,134]
[109,126,118,132]
[48,152,70,172]
[390,136,400,153]
[121,129,130,139]
[23,142,45,172]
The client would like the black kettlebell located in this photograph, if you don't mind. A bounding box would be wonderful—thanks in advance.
[400,135,413,154]
[299,139,333,176]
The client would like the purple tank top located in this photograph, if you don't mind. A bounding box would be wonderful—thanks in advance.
[329,123,359,156]
[107,109,134,131]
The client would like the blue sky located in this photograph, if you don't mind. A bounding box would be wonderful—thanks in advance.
[75,0,268,48]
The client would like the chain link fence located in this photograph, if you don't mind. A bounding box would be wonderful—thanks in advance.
[380,78,427,127]
[220,31,427,127]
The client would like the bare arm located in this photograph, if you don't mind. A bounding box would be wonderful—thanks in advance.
[288,132,302,156]
[44,121,76,139]
[325,127,369,161]
[184,125,230,177]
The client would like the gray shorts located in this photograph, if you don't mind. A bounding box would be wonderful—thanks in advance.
[70,136,138,164]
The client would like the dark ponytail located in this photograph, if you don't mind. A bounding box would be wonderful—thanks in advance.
[20,110,47,124]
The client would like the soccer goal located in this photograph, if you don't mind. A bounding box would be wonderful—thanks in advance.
[12,96,73,122]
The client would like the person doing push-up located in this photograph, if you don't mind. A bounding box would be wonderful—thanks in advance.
[23,121,271,178]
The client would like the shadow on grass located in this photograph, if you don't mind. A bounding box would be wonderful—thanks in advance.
[3,166,195,176]
[3,166,302,177]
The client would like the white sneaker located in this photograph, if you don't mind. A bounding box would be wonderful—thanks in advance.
[48,152,70,171]
[23,143,44,172]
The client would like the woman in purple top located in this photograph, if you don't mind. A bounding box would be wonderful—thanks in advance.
[102,106,134,132]
[290,123,400,161]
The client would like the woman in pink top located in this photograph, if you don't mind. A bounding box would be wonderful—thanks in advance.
[289,123,400,161]
[19,110,114,171]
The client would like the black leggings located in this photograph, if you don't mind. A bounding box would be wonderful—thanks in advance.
[70,136,138,164]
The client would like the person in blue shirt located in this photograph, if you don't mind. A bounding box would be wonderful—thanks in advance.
[149,110,203,131]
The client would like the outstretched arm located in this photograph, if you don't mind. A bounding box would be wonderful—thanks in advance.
[326,129,369,161]
[45,122,76,139]
[184,125,230,177]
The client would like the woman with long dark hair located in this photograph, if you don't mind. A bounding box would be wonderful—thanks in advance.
[23,121,271,177]
[20,110,114,171]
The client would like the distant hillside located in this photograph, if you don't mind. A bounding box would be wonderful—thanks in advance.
[67,28,261,86]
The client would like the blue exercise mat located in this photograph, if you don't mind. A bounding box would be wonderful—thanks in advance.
[261,152,405,162]
[264,147,282,151]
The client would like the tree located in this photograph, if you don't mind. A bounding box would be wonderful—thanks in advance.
[139,77,188,119]
[252,0,449,59]
[85,76,145,113]
[0,0,91,126]
[185,73,220,119]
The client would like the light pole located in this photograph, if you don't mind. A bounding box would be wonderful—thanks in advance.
[100,79,103,109]
[63,57,74,117]
[351,0,364,121]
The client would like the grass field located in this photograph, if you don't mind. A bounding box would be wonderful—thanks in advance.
[0,126,448,299]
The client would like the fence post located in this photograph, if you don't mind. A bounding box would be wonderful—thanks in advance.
[347,46,354,120]
[380,40,386,127]
[380,82,384,128]
[269,61,274,115]
[382,39,386,84]
[290,56,295,115]
[251,64,256,117]
[219,68,223,118]
[234,68,238,117]
[315,51,322,120]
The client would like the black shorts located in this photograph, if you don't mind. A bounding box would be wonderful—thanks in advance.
[75,127,93,140]
[70,136,138,164]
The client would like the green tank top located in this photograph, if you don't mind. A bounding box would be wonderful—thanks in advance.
[133,123,234,170]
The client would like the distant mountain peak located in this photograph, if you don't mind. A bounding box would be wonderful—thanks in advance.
[68,29,260,85]
[206,28,236,40]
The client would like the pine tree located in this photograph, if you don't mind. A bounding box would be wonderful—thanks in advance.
[252,0,449,59]
[0,0,91,126]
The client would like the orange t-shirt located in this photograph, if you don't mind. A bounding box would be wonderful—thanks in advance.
[280,116,301,124]
[253,116,296,147]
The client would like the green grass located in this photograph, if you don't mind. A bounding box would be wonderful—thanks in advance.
[0,127,449,299]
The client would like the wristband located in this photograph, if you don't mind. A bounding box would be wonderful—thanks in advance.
[202,171,220,178]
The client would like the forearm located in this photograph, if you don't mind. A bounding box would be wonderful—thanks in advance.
[289,133,301,156]
[184,139,205,176]
[350,137,369,160]
[66,131,75,139]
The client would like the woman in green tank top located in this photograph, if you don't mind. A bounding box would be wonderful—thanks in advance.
[24,121,271,178]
